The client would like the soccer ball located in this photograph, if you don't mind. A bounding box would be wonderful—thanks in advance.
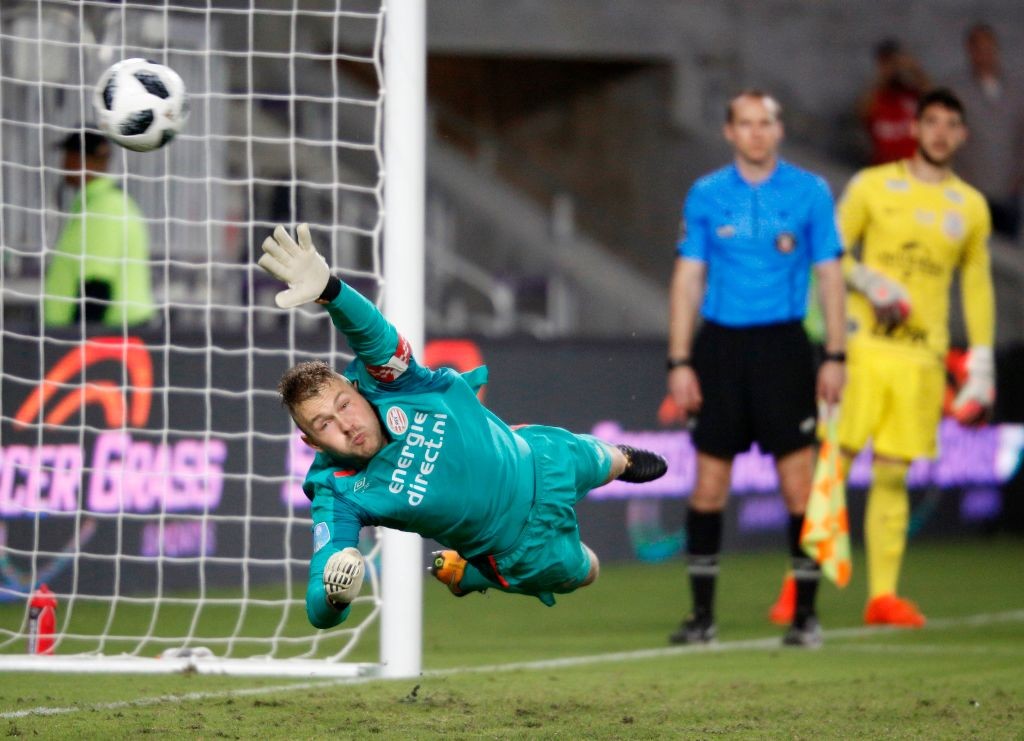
[93,58,188,152]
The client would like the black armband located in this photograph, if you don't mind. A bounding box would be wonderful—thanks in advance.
[822,350,846,363]
[318,275,342,303]
[666,357,692,371]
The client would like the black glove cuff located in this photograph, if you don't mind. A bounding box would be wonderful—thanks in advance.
[318,275,342,303]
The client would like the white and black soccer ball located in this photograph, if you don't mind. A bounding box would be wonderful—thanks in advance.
[93,58,188,152]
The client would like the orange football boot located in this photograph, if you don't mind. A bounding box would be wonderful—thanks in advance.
[429,550,467,596]
[864,594,926,627]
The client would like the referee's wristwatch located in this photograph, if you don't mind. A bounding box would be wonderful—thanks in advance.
[822,350,846,363]
[666,357,692,371]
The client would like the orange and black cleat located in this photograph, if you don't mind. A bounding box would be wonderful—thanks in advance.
[429,550,468,596]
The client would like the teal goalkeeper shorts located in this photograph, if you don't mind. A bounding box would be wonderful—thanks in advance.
[487,425,613,604]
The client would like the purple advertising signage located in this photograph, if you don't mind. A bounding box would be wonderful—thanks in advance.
[590,419,1024,499]
[2,330,1020,598]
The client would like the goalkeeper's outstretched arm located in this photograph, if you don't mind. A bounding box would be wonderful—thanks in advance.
[258,224,421,386]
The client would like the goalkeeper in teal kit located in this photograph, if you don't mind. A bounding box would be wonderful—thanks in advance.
[257,225,667,628]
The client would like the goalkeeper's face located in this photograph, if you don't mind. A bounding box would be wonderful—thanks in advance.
[913,103,967,167]
[294,377,386,463]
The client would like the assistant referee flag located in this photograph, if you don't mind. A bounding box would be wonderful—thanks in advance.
[801,411,852,587]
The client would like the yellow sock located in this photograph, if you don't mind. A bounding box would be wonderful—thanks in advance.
[865,459,910,599]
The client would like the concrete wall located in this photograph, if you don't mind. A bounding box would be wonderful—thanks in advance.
[421,0,1024,300]
[90,0,1023,337]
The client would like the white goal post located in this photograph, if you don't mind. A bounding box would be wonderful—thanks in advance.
[0,0,423,677]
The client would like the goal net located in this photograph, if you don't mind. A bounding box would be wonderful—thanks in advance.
[0,0,422,677]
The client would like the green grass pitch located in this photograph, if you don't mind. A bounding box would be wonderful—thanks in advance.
[1,537,1022,738]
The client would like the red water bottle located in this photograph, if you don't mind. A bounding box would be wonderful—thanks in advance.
[27,584,57,655]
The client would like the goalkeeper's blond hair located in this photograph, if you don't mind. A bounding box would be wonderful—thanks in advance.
[278,360,351,422]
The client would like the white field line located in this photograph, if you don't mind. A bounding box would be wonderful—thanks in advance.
[833,642,1024,656]
[422,608,1024,675]
[2,608,1022,720]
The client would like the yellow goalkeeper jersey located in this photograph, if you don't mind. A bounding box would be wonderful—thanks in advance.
[838,160,994,360]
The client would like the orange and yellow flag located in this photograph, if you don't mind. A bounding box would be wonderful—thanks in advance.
[800,410,852,587]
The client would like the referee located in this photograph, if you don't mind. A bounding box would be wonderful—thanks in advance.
[666,90,846,647]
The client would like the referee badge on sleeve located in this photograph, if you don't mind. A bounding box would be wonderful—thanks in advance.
[775,232,796,254]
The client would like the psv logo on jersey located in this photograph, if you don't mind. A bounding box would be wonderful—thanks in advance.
[385,406,409,436]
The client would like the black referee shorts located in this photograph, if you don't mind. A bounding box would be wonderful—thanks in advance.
[690,320,818,460]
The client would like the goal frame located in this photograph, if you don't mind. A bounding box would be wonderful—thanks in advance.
[0,0,425,679]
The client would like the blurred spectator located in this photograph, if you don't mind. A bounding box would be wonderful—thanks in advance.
[859,38,930,165]
[43,129,155,328]
[948,23,1024,240]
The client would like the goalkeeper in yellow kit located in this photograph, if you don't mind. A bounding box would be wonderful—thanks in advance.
[773,88,996,627]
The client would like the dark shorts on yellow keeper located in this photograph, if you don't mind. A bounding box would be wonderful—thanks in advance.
[487,425,613,605]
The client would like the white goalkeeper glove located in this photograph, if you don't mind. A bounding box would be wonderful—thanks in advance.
[323,547,365,608]
[257,223,331,308]
[952,346,995,426]
[848,263,911,328]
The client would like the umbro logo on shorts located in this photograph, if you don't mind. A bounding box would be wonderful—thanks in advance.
[799,416,816,434]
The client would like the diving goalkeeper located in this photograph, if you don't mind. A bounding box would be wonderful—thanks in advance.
[258,224,668,629]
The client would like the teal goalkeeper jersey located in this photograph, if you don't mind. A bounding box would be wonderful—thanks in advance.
[303,284,534,629]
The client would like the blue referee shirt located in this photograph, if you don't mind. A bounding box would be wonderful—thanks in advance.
[676,160,842,327]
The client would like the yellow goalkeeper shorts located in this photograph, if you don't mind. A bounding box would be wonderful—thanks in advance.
[837,347,945,461]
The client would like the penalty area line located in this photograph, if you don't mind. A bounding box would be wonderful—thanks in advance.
[2,608,1022,720]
